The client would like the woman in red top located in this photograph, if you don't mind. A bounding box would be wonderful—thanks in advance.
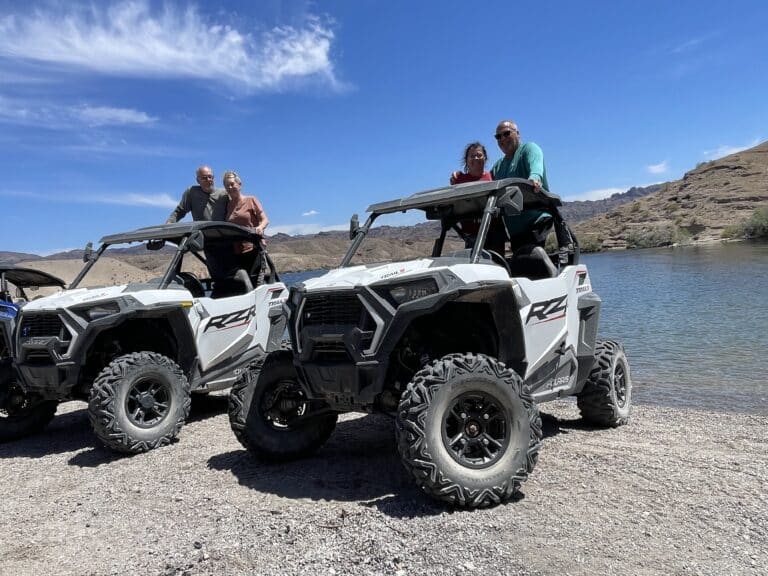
[450,142,492,185]
[449,142,506,254]
[222,171,269,274]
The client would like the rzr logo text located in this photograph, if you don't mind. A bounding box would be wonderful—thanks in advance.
[526,295,567,325]
[205,306,256,332]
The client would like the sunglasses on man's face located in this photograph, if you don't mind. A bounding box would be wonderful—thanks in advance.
[199,175,214,180]
[494,130,516,141]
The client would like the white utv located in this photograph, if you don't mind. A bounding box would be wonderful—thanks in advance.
[229,179,632,508]
[2,222,288,452]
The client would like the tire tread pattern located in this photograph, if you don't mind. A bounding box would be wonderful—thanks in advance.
[228,350,337,462]
[228,356,265,451]
[577,340,631,427]
[89,352,191,453]
[396,352,542,508]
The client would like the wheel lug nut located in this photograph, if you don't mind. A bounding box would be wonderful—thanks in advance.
[483,413,489,420]
[460,413,467,419]
[482,438,489,445]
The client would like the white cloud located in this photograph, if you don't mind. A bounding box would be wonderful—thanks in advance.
[0,188,177,208]
[0,2,342,93]
[566,187,626,202]
[647,161,668,175]
[302,210,319,217]
[703,138,761,160]
[89,193,178,208]
[267,222,348,236]
[75,105,156,127]
[669,36,706,54]
[0,96,155,128]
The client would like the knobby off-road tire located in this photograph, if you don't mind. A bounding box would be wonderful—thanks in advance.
[229,350,337,462]
[88,352,191,453]
[577,340,632,427]
[396,352,542,508]
[0,365,57,442]
[228,355,266,450]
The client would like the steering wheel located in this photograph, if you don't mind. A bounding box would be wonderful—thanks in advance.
[176,272,205,297]
[482,250,512,276]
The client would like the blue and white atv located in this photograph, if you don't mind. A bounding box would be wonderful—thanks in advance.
[229,178,633,508]
[0,265,66,442]
[1,265,66,359]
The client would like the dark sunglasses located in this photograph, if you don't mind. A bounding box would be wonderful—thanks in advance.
[494,130,516,140]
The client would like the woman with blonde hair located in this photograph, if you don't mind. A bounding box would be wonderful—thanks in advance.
[222,170,269,276]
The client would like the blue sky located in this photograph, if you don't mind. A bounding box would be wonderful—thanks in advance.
[1,0,766,255]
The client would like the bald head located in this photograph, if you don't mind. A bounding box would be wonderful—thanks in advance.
[195,165,214,193]
[494,120,521,157]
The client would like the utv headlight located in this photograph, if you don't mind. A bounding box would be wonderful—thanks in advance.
[381,278,439,306]
[75,301,121,321]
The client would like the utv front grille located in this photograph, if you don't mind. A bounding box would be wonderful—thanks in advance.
[296,291,379,360]
[19,314,67,339]
[300,292,365,327]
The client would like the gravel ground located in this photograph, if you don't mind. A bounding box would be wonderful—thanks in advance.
[1,396,766,576]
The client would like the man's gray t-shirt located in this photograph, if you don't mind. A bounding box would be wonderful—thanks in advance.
[166,186,229,223]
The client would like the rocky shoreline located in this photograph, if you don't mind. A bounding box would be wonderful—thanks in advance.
[1,398,765,576]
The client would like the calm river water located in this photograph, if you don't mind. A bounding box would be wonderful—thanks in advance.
[284,242,768,414]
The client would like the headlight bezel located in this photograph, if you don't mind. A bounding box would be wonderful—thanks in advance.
[72,300,122,322]
[374,277,440,307]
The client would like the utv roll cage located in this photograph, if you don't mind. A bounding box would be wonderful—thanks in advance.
[0,266,66,304]
[342,177,579,269]
[71,221,280,292]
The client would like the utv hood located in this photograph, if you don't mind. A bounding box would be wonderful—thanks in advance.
[301,259,437,290]
[20,285,133,311]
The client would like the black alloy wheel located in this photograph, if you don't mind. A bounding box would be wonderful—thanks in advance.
[442,391,510,469]
[125,377,172,428]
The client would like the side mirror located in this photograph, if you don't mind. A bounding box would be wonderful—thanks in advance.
[349,214,359,240]
[497,186,523,216]
[83,242,93,263]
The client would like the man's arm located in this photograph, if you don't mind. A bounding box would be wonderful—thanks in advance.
[522,143,546,188]
[166,188,191,223]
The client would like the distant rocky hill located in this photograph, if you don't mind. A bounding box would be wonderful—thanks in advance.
[0,251,42,265]
[572,141,768,249]
[3,143,766,275]
[560,184,661,223]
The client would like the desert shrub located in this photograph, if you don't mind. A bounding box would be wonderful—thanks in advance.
[720,207,768,239]
[626,225,691,249]
[721,224,742,239]
[578,235,602,253]
[743,207,768,238]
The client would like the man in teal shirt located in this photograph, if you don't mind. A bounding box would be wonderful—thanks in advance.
[490,120,552,246]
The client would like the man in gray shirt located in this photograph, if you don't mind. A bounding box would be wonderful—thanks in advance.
[166,165,231,279]
[166,165,229,223]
